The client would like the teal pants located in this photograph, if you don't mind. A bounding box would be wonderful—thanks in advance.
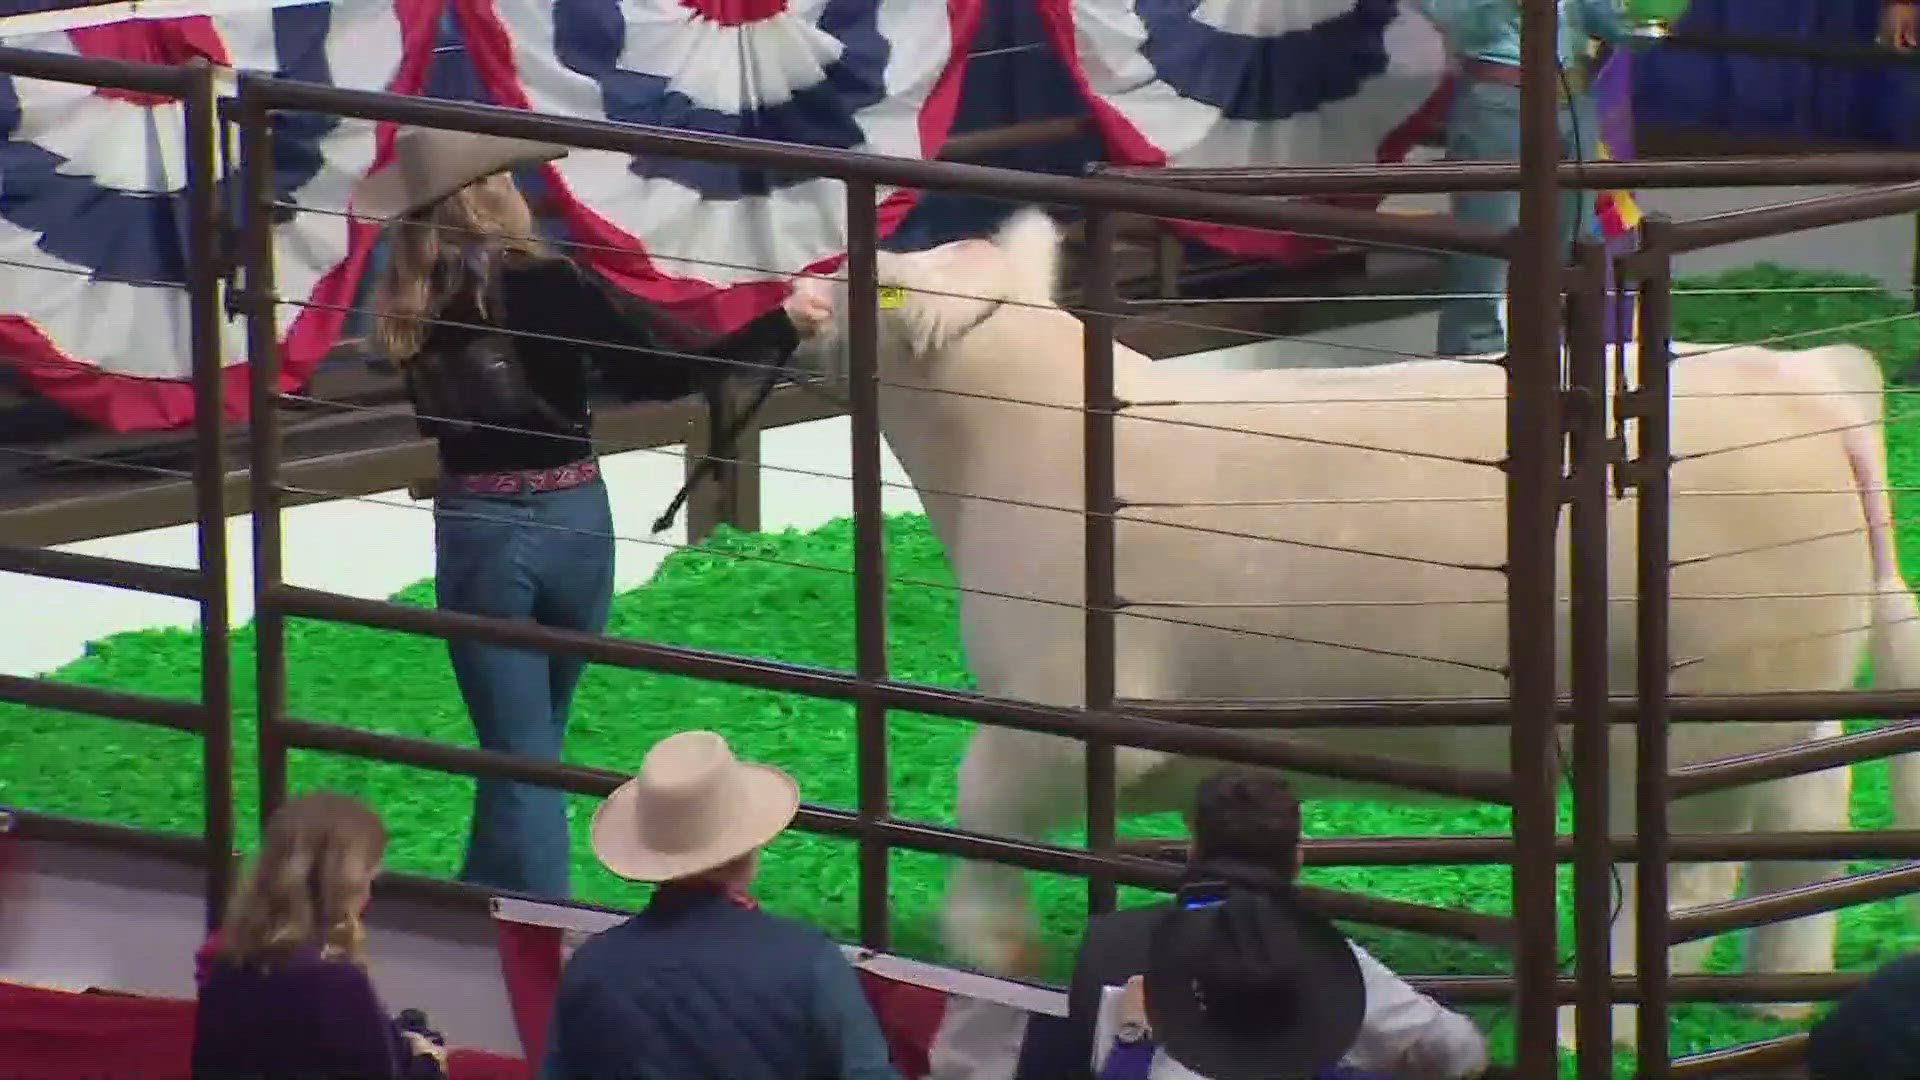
[1437,77,1603,357]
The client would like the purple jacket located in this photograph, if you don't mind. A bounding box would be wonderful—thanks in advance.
[191,934,442,1080]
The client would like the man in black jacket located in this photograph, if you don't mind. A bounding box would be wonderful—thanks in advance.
[1039,769,1492,1079]
[1806,952,1920,1079]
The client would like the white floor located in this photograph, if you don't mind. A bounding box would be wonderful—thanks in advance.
[0,417,928,678]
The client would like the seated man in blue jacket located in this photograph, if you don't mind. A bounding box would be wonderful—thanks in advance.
[540,730,899,1080]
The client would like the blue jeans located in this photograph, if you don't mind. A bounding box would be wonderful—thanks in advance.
[434,477,615,900]
[1437,77,1601,357]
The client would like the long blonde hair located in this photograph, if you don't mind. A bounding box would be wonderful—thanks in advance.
[371,170,550,363]
[217,791,387,969]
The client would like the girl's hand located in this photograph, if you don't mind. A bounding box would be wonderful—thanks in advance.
[1117,975,1150,1032]
[1888,0,1918,50]
[783,280,835,338]
[402,1030,447,1066]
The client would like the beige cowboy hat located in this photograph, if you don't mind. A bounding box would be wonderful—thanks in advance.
[590,730,800,882]
[350,126,569,222]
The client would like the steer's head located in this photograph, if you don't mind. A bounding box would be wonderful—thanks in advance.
[790,207,1064,379]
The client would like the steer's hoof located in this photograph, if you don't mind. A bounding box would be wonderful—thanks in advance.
[942,901,1042,977]
[1557,1003,1641,1056]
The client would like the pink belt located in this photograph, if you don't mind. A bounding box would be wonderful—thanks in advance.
[440,458,600,496]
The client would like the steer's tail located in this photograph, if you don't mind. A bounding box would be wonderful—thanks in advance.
[1831,344,1920,842]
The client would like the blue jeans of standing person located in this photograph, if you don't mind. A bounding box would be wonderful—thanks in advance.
[1437,76,1601,357]
[434,477,614,900]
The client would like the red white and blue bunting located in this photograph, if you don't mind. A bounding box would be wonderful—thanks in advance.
[450,0,984,334]
[0,0,1455,432]
[0,0,439,432]
[1035,0,1451,262]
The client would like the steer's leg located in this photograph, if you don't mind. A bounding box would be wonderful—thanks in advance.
[1666,787,1753,979]
[1743,756,1851,1023]
[943,725,1087,975]
[1559,782,1751,1055]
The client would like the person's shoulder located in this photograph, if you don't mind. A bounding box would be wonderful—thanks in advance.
[202,949,378,1005]
[710,905,852,975]
[559,918,636,967]
[736,903,841,949]
[498,250,588,290]
[498,252,647,328]
[281,952,380,990]
[1809,951,1920,1060]
[1086,901,1173,939]
[1073,902,1173,979]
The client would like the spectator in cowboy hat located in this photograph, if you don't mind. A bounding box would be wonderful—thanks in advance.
[538,730,899,1080]
[1805,951,1920,1079]
[1085,888,1376,1080]
[355,128,830,904]
[1045,769,1491,1079]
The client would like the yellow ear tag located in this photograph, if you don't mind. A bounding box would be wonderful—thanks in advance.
[876,286,906,310]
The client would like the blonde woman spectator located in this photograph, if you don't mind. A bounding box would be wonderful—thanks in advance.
[190,791,445,1079]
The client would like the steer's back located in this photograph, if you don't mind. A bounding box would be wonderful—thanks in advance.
[1662,344,1880,697]
[1106,345,1880,708]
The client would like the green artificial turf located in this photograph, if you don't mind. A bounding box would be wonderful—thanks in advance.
[6,262,1920,1076]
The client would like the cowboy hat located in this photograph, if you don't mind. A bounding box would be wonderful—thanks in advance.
[1143,888,1366,1079]
[590,730,799,882]
[350,126,568,222]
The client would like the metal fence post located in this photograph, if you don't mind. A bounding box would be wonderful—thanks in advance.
[1081,207,1121,919]
[1508,0,1570,1070]
[1567,237,1615,1078]
[845,180,891,950]
[184,58,235,927]
[1628,214,1678,1078]
[237,75,289,825]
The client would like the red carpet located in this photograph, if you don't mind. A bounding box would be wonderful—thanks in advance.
[0,980,529,1080]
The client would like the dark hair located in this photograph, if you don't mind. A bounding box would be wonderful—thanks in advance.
[1190,768,1303,884]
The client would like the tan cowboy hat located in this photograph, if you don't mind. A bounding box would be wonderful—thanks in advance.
[590,730,800,882]
[350,126,569,222]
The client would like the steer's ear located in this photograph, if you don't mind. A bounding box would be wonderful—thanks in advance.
[993,208,1063,307]
[899,300,948,360]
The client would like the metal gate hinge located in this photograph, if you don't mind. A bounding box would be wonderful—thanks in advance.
[1559,385,1602,430]
[212,221,239,280]
[1614,387,1655,420]
[1614,453,1671,493]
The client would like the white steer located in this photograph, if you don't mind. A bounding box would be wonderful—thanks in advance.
[794,208,1920,1050]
